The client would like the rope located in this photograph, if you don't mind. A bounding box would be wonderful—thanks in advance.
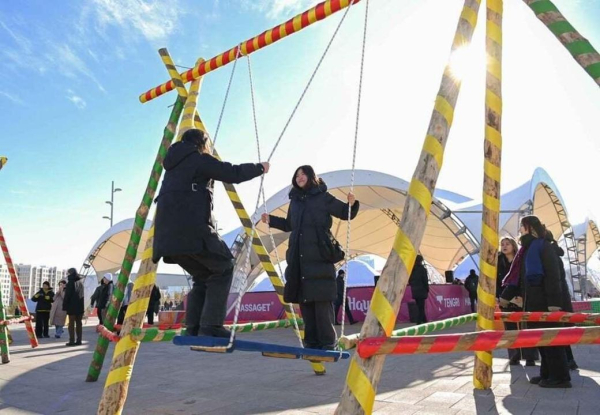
[211,43,242,150]
[0,316,32,326]
[96,325,121,343]
[246,53,305,348]
[265,0,359,163]
[340,0,369,343]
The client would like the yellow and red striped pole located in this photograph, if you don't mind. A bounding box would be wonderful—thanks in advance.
[337,1,482,413]
[0,227,37,348]
[496,311,600,325]
[358,326,600,358]
[474,0,503,390]
[0,157,6,171]
[139,0,361,103]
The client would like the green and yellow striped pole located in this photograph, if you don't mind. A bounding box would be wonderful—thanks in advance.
[0,285,9,363]
[86,51,187,384]
[339,313,478,350]
[97,52,203,414]
[473,0,503,390]
[523,0,600,87]
[337,1,482,413]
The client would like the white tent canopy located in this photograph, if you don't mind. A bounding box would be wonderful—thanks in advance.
[231,169,480,291]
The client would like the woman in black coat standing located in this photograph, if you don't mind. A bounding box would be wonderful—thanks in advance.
[63,268,85,346]
[262,165,359,350]
[500,215,570,388]
[153,129,268,338]
[408,255,429,324]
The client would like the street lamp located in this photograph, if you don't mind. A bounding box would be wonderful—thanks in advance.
[102,181,122,227]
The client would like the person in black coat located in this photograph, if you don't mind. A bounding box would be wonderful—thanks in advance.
[152,129,268,338]
[63,268,85,346]
[464,269,479,313]
[408,255,429,324]
[147,285,161,325]
[90,280,105,325]
[31,281,54,338]
[500,215,570,388]
[334,269,356,325]
[497,236,538,366]
[97,273,114,324]
[262,165,359,350]
[546,231,579,371]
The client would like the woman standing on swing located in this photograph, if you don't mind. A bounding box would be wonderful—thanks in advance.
[262,165,359,350]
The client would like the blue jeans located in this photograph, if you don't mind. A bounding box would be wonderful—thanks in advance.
[55,325,64,338]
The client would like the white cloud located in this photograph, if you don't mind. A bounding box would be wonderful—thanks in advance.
[242,0,319,20]
[66,89,87,109]
[45,43,106,93]
[82,0,182,44]
[0,90,24,105]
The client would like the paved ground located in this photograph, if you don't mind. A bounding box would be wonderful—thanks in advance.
[1,319,599,414]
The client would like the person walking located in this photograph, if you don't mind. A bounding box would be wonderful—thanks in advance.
[147,284,161,325]
[262,165,359,350]
[50,280,67,339]
[31,281,54,338]
[117,280,134,326]
[97,273,114,325]
[497,236,538,366]
[334,269,356,325]
[63,268,85,346]
[152,128,269,338]
[408,255,429,324]
[464,269,479,313]
[90,279,105,325]
[500,215,570,388]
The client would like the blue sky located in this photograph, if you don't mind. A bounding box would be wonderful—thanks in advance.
[1,0,600,269]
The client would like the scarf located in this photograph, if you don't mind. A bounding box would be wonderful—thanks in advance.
[502,246,525,288]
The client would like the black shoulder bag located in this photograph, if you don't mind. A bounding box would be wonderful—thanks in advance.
[308,207,346,264]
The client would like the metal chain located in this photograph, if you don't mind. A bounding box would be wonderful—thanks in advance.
[340,0,369,343]
[266,0,359,163]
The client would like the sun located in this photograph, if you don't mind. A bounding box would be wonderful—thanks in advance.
[448,44,487,81]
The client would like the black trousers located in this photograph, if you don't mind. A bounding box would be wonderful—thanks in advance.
[68,314,83,343]
[147,308,155,325]
[469,295,477,313]
[505,322,539,361]
[334,299,355,324]
[415,298,427,324]
[96,307,104,325]
[300,301,337,350]
[35,311,50,337]
[117,305,128,326]
[538,346,570,381]
[166,252,234,335]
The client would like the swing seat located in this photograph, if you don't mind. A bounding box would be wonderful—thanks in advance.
[173,336,350,362]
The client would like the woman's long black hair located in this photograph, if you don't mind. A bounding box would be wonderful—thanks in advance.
[291,165,321,191]
[520,215,547,239]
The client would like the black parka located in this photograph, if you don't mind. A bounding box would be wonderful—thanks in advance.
[269,180,359,303]
[409,263,429,300]
[153,141,264,263]
[31,288,54,312]
[496,253,512,298]
[63,273,85,315]
[520,236,563,312]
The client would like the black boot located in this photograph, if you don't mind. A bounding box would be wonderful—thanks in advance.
[200,325,231,338]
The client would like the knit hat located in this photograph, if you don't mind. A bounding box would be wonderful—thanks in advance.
[103,273,113,282]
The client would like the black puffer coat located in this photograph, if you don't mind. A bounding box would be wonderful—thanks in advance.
[551,243,574,313]
[63,273,85,315]
[496,253,512,298]
[269,180,359,303]
[520,235,563,313]
[31,288,54,312]
[152,141,264,263]
[409,263,429,300]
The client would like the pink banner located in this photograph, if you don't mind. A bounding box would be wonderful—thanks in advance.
[224,284,472,323]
